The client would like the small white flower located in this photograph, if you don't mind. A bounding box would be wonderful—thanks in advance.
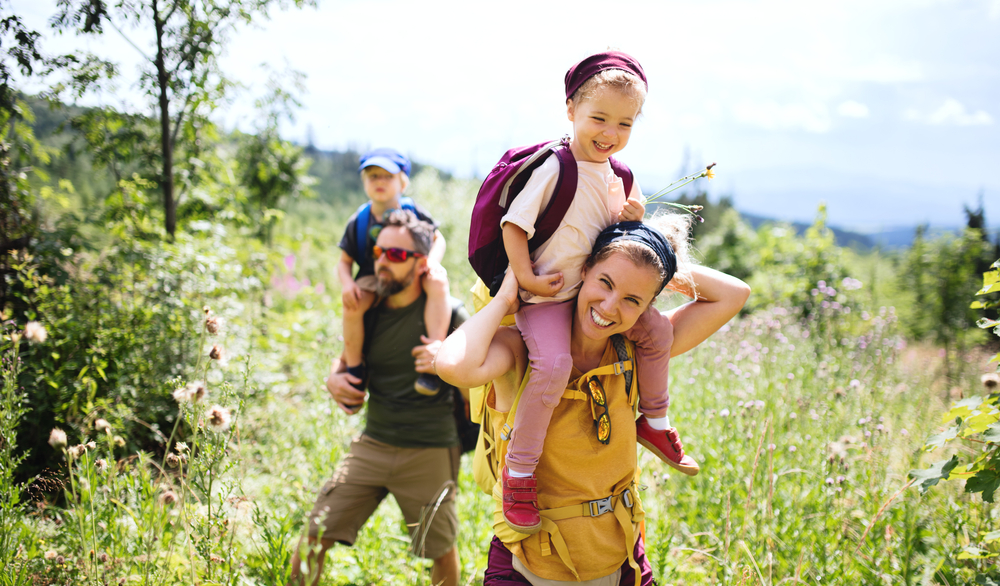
[174,442,189,453]
[24,321,47,343]
[48,428,67,449]
[206,405,232,432]
[94,419,111,433]
[44,550,58,560]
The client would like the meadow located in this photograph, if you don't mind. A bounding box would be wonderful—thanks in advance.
[2,166,996,586]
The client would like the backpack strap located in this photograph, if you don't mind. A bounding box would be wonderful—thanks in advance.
[608,157,635,197]
[528,138,577,253]
[354,196,418,265]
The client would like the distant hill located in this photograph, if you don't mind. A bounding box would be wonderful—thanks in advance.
[739,212,876,249]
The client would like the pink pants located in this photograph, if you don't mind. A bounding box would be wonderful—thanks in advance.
[506,300,674,475]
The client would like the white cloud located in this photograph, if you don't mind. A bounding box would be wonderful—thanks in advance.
[837,100,870,118]
[732,101,832,133]
[923,98,994,126]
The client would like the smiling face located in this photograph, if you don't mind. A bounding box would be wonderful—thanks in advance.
[575,251,661,342]
[566,86,641,164]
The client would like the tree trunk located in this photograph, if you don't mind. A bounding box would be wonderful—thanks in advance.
[152,0,176,238]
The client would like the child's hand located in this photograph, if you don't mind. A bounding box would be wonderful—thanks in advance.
[421,261,449,299]
[619,197,645,222]
[342,280,362,312]
[521,270,564,298]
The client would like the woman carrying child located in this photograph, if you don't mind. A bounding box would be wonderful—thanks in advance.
[495,51,700,534]
[337,148,451,398]
[436,217,750,584]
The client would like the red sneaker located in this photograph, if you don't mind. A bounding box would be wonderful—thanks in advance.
[501,467,542,534]
[636,415,700,476]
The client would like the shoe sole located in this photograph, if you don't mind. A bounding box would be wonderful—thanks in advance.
[414,385,440,396]
[637,437,700,476]
[503,515,542,535]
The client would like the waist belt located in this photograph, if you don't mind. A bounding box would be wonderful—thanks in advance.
[495,482,644,586]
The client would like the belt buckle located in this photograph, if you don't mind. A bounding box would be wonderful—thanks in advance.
[587,495,614,517]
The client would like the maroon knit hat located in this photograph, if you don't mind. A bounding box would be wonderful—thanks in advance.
[564,51,648,100]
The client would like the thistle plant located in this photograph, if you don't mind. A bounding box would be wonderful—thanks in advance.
[643,163,717,221]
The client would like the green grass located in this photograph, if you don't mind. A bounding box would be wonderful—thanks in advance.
[4,168,996,585]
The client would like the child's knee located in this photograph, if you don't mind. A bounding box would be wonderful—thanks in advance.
[533,353,574,408]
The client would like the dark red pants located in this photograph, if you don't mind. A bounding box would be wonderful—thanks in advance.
[483,534,657,585]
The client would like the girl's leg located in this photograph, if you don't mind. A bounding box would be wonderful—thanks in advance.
[626,305,699,476]
[501,301,574,534]
[415,264,451,395]
[507,301,574,474]
[626,305,674,418]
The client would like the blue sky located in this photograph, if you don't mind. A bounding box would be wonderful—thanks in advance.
[14,0,1000,230]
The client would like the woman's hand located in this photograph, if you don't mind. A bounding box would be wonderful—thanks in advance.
[494,270,522,316]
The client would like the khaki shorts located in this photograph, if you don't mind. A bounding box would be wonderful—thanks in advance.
[307,434,461,559]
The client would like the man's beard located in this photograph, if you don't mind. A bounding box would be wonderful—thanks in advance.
[375,264,417,298]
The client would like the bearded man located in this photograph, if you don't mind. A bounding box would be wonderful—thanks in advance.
[289,210,468,586]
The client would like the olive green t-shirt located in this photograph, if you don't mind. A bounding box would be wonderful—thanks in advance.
[362,295,469,448]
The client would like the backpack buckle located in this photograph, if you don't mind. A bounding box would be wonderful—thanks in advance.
[500,423,513,441]
[621,489,633,509]
[613,361,624,376]
[587,496,614,517]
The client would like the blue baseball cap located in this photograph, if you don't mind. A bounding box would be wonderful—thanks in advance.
[359,148,411,176]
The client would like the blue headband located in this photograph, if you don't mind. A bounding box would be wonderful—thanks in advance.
[592,221,677,295]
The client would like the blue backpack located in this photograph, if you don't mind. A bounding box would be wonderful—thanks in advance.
[354,197,418,266]
[468,137,634,296]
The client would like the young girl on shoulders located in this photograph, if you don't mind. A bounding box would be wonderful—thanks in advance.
[496,51,697,534]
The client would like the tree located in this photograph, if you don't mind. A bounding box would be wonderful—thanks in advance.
[1,0,52,303]
[51,0,315,238]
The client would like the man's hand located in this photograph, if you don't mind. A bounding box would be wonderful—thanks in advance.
[326,371,366,414]
[413,335,443,374]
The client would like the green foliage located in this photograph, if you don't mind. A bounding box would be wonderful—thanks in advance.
[908,257,1000,583]
[4,220,268,483]
[900,226,991,384]
[0,337,32,585]
[51,0,316,237]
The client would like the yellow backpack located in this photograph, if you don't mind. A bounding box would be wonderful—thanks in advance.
[469,333,637,496]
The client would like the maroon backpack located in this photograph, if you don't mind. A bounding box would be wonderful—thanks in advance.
[468,137,634,296]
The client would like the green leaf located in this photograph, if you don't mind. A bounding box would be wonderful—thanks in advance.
[984,422,1000,443]
[943,396,992,423]
[980,318,1000,329]
[973,300,986,309]
[925,427,959,450]
[958,546,996,560]
[963,409,1000,437]
[966,468,1000,502]
[983,529,1000,543]
[909,456,960,492]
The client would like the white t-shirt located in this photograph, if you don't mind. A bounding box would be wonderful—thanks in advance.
[500,154,643,304]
